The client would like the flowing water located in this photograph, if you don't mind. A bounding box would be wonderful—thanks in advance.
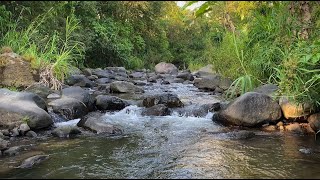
[2,82,320,179]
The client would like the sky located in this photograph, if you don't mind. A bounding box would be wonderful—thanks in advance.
[176,1,206,10]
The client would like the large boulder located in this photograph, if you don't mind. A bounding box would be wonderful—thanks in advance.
[141,104,171,116]
[252,84,278,97]
[175,103,221,117]
[194,75,232,91]
[193,64,216,77]
[213,92,282,127]
[95,95,127,111]
[308,113,320,132]
[65,75,95,88]
[0,89,53,130]
[0,52,36,88]
[24,83,55,99]
[110,81,144,93]
[48,97,88,120]
[279,97,314,119]
[77,112,122,135]
[143,93,183,108]
[155,62,178,75]
[62,86,95,111]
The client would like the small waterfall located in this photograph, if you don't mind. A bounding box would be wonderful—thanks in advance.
[48,111,68,123]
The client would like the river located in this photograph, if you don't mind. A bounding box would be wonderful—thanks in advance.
[1,82,320,178]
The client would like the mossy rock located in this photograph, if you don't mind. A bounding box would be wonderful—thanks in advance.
[0,52,36,88]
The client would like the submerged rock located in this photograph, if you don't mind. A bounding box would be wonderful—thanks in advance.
[213,92,282,127]
[18,155,49,169]
[77,112,122,135]
[285,123,303,134]
[141,104,171,116]
[307,113,320,132]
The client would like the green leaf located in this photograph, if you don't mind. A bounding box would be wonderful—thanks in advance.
[195,2,210,17]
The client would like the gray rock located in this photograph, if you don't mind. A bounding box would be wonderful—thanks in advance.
[96,78,112,84]
[176,72,194,81]
[224,130,255,140]
[24,84,55,99]
[142,104,171,116]
[0,138,9,150]
[65,75,95,88]
[252,84,278,97]
[155,62,178,75]
[77,112,122,135]
[48,97,88,120]
[25,131,37,138]
[87,75,99,81]
[18,155,49,169]
[106,67,127,73]
[160,80,170,85]
[19,123,30,135]
[52,126,81,138]
[11,127,20,137]
[193,64,216,77]
[82,68,92,76]
[175,103,220,117]
[213,92,282,127]
[143,93,183,108]
[92,69,114,78]
[173,78,185,83]
[129,72,145,79]
[133,80,147,86]
[95,95,127,111]
[194,75,232,91]
[0,132,4,139]
[110,81,144,93]
[1,129,10,136]
[62,86,95,111]
[3,146,21,156]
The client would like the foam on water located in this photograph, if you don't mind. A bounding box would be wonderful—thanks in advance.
[54,118,81,127]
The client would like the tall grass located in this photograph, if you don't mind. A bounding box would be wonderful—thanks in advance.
[0,6,84,90]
